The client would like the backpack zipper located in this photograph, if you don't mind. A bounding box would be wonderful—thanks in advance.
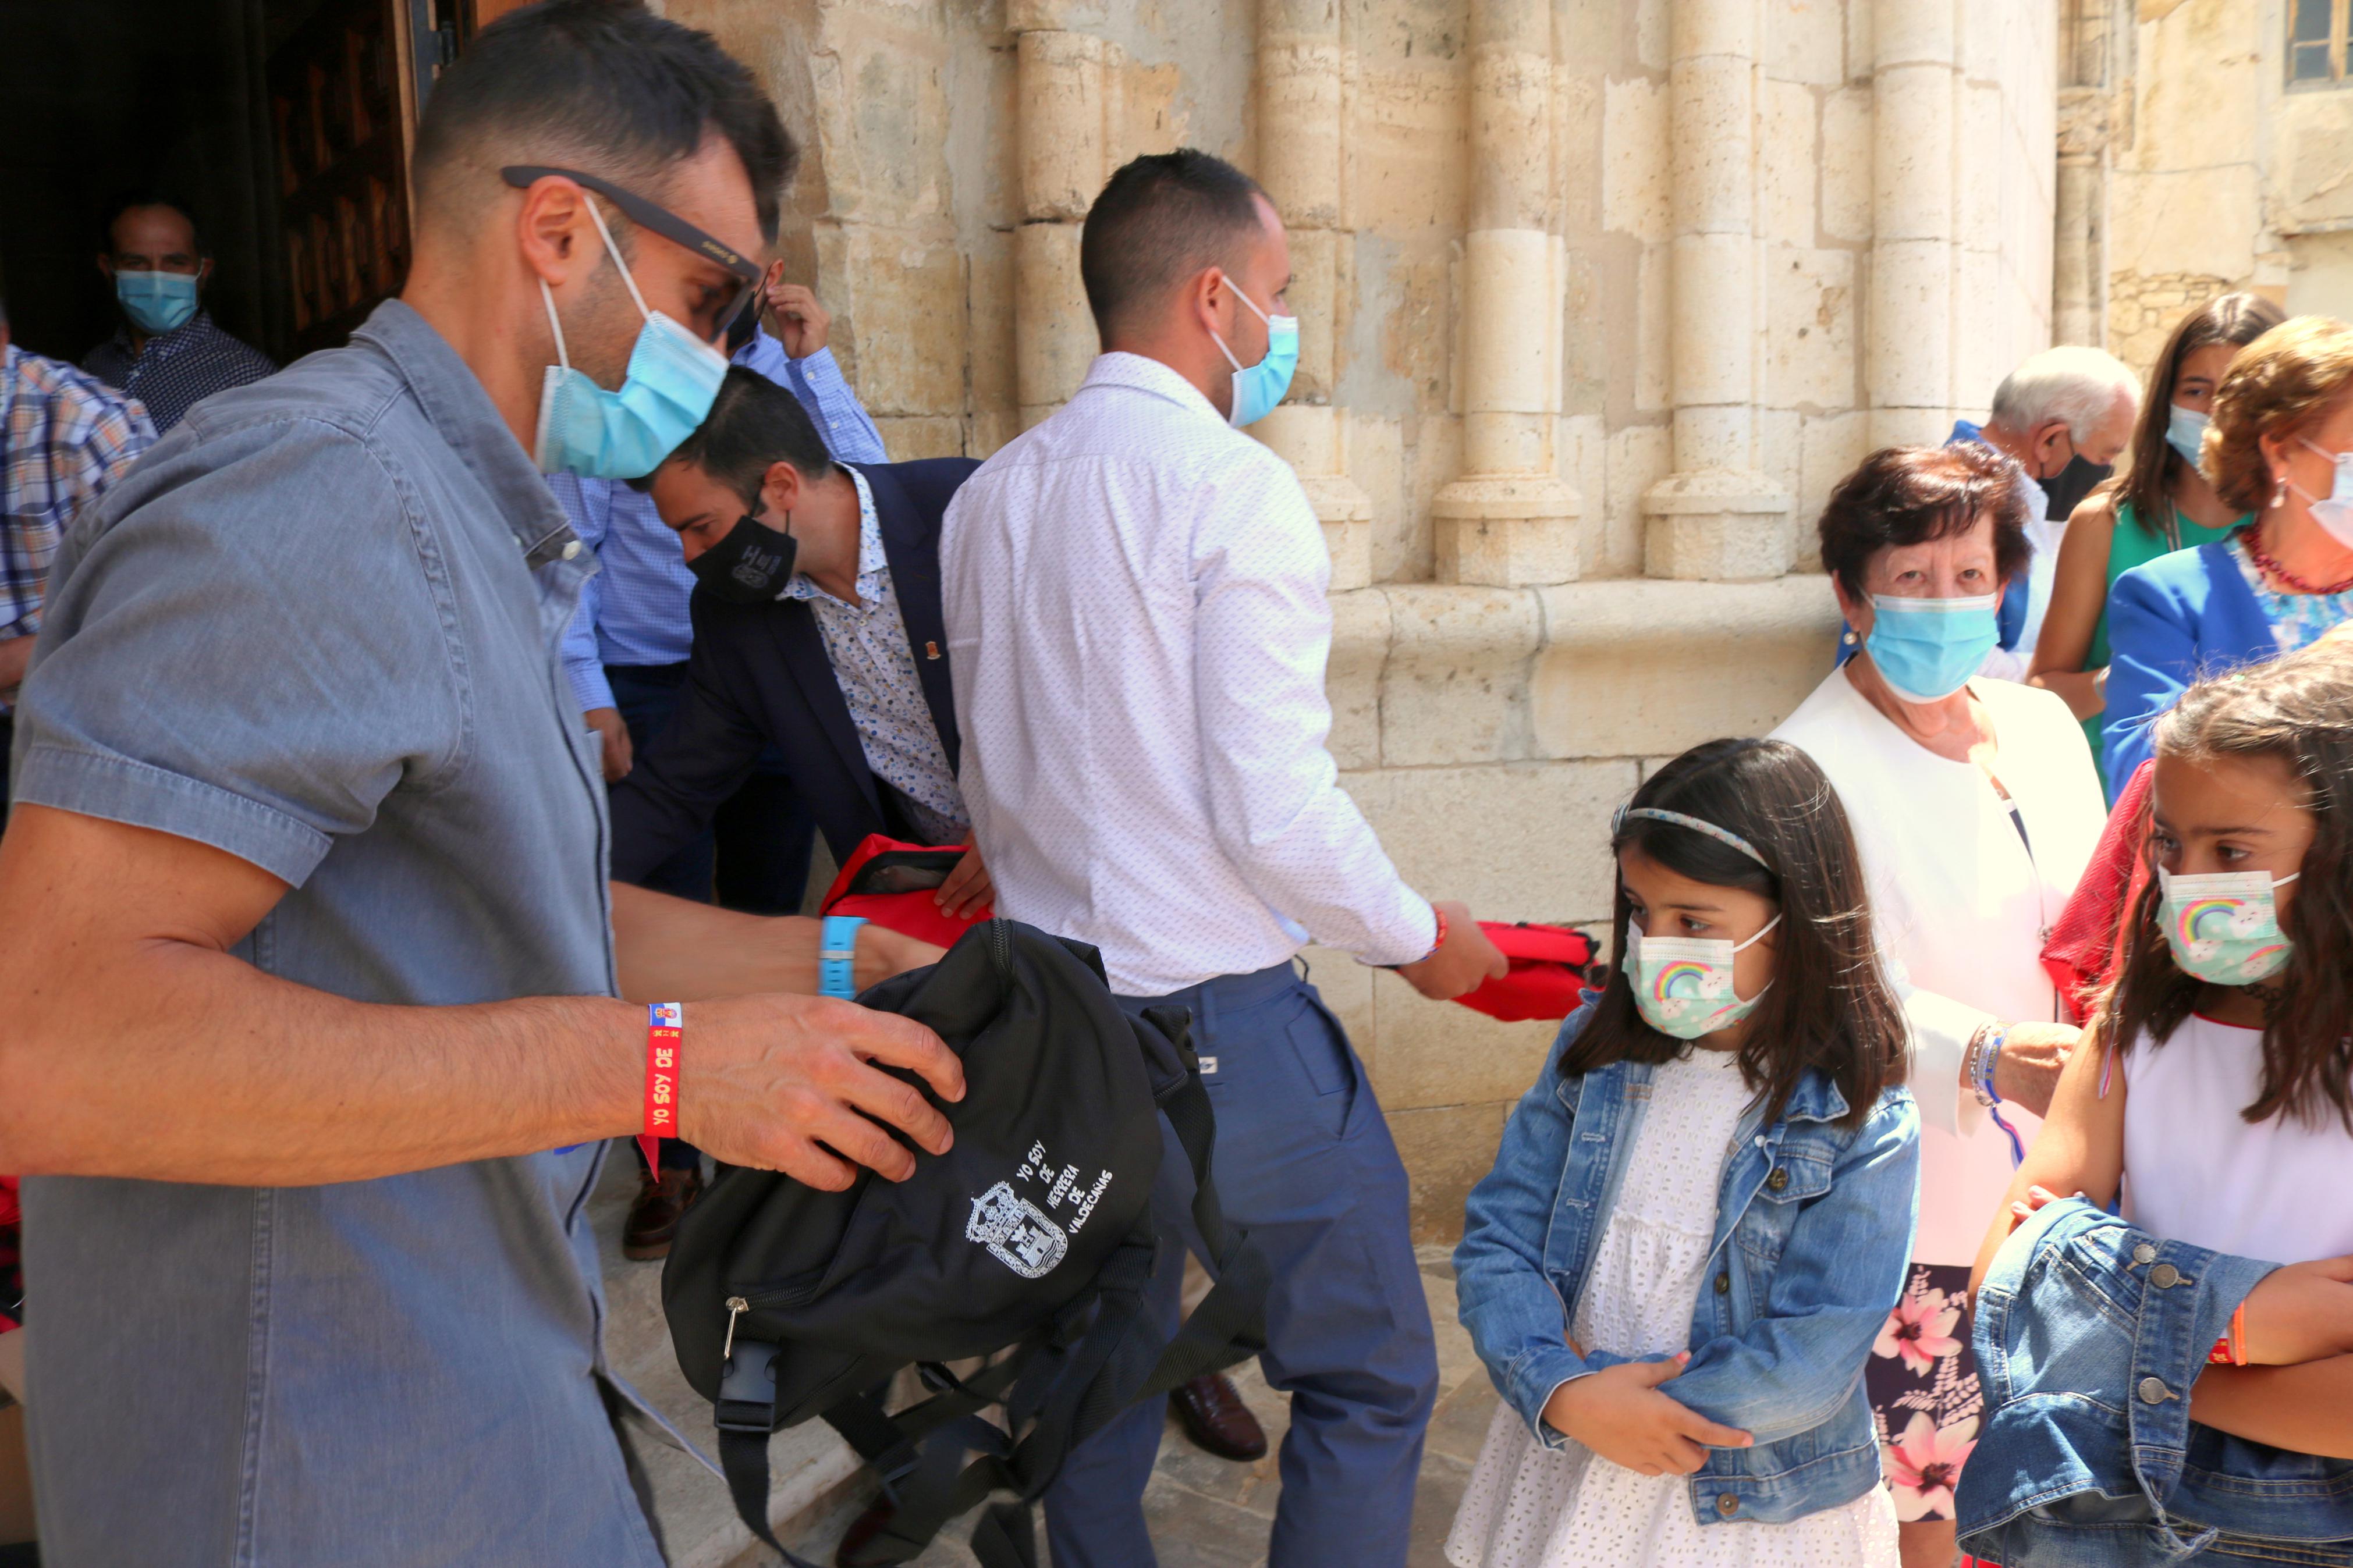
[723,1295,748,1361]
[991,918,1012,980]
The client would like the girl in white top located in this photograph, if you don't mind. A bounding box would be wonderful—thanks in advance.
[1974,639,2353,1460]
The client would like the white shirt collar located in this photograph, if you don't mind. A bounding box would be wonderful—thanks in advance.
[1078,351,1230,428]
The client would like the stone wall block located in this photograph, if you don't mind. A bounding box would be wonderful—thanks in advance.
[1325,586,1392,770]
[1761,78,1819,249]
[1458,229,1561,419]
[1671,0,1760,62]
[1670,233,1759,406]
[1016,29,1105,222]
[1355,758,1632,916]
[832,229,966,419]
[1603,74,1674,244]
[1635,243,1672,413]
[1366,970,1560,1111]
[1529,576,1841,758]
[1283,226,1341,399]
[1258,37,1346,226]
[1641,469,1795,581]
[1468,49,1557,232]
[1670,53,1756,235]
[1958,81,2003,242]
[1872,0,1954,69]
[1003,0,1107,33]
[1014,220,1092,418]
[1872,62,1956,243]
[1378,588,1542,765]
[1765,0,1847,87]
[1866,237,1954,411]
[1797,408,1872,536]
[1604,423,1676,576]
[1766,246,1856,410]
[1820,85,1873,241]
[1388,1101,1511,1242]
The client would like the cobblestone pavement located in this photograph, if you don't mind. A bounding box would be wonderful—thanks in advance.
[783,1246,1497,1568]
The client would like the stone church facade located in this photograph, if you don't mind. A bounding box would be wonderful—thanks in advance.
[662,0,2331,1240]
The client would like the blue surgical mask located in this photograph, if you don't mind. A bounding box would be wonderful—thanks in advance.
[1211,282,1298,428]
[534,197,728,479]
[114,269,200,335]
[2166,404,2210,468]
[1864,593,2000,705]
[1623,916,1781,1040]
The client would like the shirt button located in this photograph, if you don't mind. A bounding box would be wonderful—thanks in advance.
[560,540,582,560]
[2149,1263,2180,1289]
[1716,1494,1739,1516]
[2138,1376,2171,1404]
[1766,1168,1790,1192]
[2134,1243,2157,1265]
[1714,1272,1731,1295]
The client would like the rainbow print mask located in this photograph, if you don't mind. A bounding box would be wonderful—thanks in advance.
[2157,866,2298,986]
[1622,916,1781,1040]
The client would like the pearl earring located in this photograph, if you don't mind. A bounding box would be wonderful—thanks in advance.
[2273,471,2291,510]
[1841,628,1858,647]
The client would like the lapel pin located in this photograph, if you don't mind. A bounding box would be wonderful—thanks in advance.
[925,641,942,660]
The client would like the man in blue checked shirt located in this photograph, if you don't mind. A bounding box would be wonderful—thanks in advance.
[554,265,888,1260]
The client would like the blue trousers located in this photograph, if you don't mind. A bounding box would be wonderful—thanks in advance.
[1043,963,1439,1568]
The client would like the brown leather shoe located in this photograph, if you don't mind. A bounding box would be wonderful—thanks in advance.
[622,1167,702,1261]
[1171,1371,1267,1462]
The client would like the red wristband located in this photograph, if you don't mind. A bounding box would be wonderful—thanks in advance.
[2207,1301,2248,1366]
[638,1002,682,1174]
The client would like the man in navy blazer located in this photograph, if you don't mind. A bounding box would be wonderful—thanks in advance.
[610,367,992,912]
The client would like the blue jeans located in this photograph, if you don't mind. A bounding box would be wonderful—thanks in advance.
[1042,963,1439,1568]
[1959,1200,2353,1565]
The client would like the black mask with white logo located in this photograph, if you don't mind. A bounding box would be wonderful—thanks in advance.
[688,511,797,605]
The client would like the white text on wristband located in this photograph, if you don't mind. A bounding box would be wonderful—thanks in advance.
[638,1002,682,1174]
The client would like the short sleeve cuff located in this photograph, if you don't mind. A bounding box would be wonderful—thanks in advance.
[14,742,331,887]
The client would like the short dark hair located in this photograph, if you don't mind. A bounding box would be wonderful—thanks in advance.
[1816,443,2032,599]
[633,365,835,503]
[98,192,205,257]
[1080,149,1268,340]
[412,0,795,243]
[1564,738,1907,1130]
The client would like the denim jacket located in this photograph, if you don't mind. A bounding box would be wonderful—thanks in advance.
[1959,1200,2353,1565]
[1455,1005,1921,1526]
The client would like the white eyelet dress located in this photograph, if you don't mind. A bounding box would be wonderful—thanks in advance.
[1446,1047,1899,1567]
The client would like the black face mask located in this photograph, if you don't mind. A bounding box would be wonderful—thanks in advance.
[688,511,797,605]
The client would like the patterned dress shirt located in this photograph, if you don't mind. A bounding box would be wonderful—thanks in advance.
[83,310,275,434]
[783,467,967,844]
[556,329,888,712]
[2,343,155,643]
[941,351,1435,996]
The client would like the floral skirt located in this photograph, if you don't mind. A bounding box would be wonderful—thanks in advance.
[1866,1261,1982,1524]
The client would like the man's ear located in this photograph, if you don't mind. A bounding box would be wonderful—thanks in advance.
[96,254,115,282]
[761,460,804,517]
[198,258,215,289]
[516,176,593,289]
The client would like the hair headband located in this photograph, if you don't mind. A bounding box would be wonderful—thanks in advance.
[1612,805,1770,869]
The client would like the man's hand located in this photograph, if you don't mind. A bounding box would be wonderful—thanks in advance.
[764,269,832,360]
[1394,901,1509,1001]
[677,992,964,1190]
[584,707,633,781]
[1541,1355,1754,1476]
[1990,1021,2077,1117]
[934,847,994,921]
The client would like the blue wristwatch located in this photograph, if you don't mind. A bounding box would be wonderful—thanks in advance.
[819,915,867,1000]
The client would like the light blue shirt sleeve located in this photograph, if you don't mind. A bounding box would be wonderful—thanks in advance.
[548,473,616,714]
[732,327,888,464]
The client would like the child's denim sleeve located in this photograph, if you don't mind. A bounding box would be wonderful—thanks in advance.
[1659,1087,1922,1445]
[1454,1011,1602,1449]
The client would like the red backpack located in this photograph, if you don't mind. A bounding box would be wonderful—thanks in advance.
[819,834,993,950]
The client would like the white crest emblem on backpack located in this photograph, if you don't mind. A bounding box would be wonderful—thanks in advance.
[966,1182,1069,1279]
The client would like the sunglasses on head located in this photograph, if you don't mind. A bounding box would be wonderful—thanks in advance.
[501,165,765,335]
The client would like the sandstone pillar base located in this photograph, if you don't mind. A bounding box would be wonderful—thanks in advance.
[1298,473,1374,592]
[1431,473,1581,588]
[1640,470,1792,583]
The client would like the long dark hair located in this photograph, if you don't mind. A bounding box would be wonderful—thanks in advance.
[2095,641,2353,1130]
[2115,292,2283,539]
[1563,738,1907,1129]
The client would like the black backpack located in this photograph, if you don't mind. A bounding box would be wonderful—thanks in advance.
[663,920,1269,1568]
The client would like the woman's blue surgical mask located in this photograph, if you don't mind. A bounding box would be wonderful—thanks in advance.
[1623,916,1781,1040]
[1211,282,1298,428]
[1863,593,2000,705]
[2159,866,2298,986]
[114,269,200,335]
[535,197,729,479]
[2166,404,2210,468]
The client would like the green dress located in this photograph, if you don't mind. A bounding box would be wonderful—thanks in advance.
[2080,497,2247,778]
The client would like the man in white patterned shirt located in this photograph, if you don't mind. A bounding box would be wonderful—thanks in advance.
[941,149,1507,1568]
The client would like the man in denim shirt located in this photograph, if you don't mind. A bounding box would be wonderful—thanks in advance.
[0,8,960,1563]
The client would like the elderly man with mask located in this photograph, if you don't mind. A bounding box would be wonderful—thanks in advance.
[942,147,1508,1568]
[83,195,275,433]
[0,6,961,1563]
[1950,345,2139,674]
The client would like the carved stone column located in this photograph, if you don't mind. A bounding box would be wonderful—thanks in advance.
[1641,0,1791,583]
[1431,0,1580,587]
[2053,0,2125,347]
[1011,3,1109,429]
[1866,0,1960,447]
[1257,0,1373,590]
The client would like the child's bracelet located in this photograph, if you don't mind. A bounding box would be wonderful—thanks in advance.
[2206,1300,2248,1367]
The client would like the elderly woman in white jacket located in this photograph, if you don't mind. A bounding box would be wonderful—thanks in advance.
[1772,442,2107,1568]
